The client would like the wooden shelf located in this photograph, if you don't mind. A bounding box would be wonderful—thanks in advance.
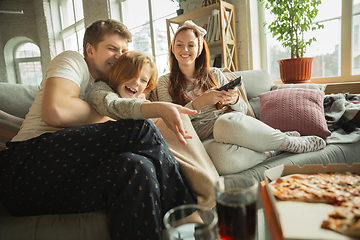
[166,1,238,71]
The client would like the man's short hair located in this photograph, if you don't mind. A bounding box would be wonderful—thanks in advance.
[83,19,132,57]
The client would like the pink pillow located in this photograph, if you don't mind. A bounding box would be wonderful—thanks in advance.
[259,88,331,138]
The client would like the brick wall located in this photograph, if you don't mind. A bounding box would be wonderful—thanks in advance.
[0,0,42,83]
[83,0,110,28]
[0,0,109,83]
[34,0,53,76]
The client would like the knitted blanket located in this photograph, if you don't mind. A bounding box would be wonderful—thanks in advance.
[324,93,360,144]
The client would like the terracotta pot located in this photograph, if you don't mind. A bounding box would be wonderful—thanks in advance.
[277,57,314,83]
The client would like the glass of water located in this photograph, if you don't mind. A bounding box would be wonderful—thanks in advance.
[163,204,219,240]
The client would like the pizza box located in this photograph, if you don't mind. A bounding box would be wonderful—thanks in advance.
[263,163,360,240]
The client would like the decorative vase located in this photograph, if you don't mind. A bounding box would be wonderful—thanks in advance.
[176,9,184,15]
[277,57,314,83]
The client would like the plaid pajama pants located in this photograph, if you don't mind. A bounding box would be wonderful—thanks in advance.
[0,119,196,240]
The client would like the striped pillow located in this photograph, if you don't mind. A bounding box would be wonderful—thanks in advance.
[0,110,23,151]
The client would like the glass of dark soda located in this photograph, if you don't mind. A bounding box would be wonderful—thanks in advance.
[214,175,258,240]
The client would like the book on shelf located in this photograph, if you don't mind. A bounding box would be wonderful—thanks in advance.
[206,9,220,43]
[205,16,213,42]
[203,23,208,31]
[209,16,217,42]
[213,54,222,68]
[214,10,221,41]
[210,9,220,42]
[209,59,215,67]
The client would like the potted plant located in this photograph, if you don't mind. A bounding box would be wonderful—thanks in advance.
[171,0,187,15]
[259,0,324,83]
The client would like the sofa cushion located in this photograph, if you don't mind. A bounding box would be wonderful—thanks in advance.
[259,88,331,138]
[0,110,23,151]
[234,140,360,181]
[0,208,110,240]
[271,83,327,92]
[0,83,39,118]
[233,70,275,118]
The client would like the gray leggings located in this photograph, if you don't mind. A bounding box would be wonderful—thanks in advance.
[203,112,287,175]
[213,112,287,152]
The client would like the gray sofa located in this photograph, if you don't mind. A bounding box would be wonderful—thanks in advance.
[1,69,360,240]
[226,70,360,180]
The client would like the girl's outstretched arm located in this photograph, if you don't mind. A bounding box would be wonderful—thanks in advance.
[141,102,197,145]
[86,82,197,145]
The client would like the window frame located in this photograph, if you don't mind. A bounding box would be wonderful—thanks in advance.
[53,0,85,54]
[13,42,42,85]
[110,0,178,74]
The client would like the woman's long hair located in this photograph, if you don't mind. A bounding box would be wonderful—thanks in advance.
[168,28,219,106]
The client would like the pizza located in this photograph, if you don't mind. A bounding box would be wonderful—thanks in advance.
[269,172,360,236]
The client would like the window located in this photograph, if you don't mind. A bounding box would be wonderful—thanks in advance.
[261,0,359,83]
[353,0,360,74]
[354,25,359,52]
[14,42,42,85]
[59,0,85,54]
[110,0,178,75]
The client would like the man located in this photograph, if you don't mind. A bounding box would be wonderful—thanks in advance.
[14,20,131,141]
[1,19,196,240]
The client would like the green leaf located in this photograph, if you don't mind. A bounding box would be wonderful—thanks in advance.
[258,0,323,58]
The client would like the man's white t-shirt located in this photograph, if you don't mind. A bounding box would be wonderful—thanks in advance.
[12,51,95,142]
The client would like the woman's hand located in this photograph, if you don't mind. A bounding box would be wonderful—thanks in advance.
[141,102,197,145]
[191,87,225,110]
[219,88,239,105]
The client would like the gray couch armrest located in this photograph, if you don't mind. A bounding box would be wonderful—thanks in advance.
[0,83,39,118]
[232,70,275,118]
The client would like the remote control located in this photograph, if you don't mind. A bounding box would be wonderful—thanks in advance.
[217,76,242,91]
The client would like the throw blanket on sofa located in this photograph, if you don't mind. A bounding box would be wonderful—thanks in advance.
[152,114,219,209]
[324,93,360,144]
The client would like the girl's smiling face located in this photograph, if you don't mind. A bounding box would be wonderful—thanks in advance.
[116,63,151,99]
[173,29,199,67]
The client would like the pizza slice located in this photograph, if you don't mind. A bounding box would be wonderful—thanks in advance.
[269,174,339,204]
[268,172,360,237]
[322,197,360,236]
